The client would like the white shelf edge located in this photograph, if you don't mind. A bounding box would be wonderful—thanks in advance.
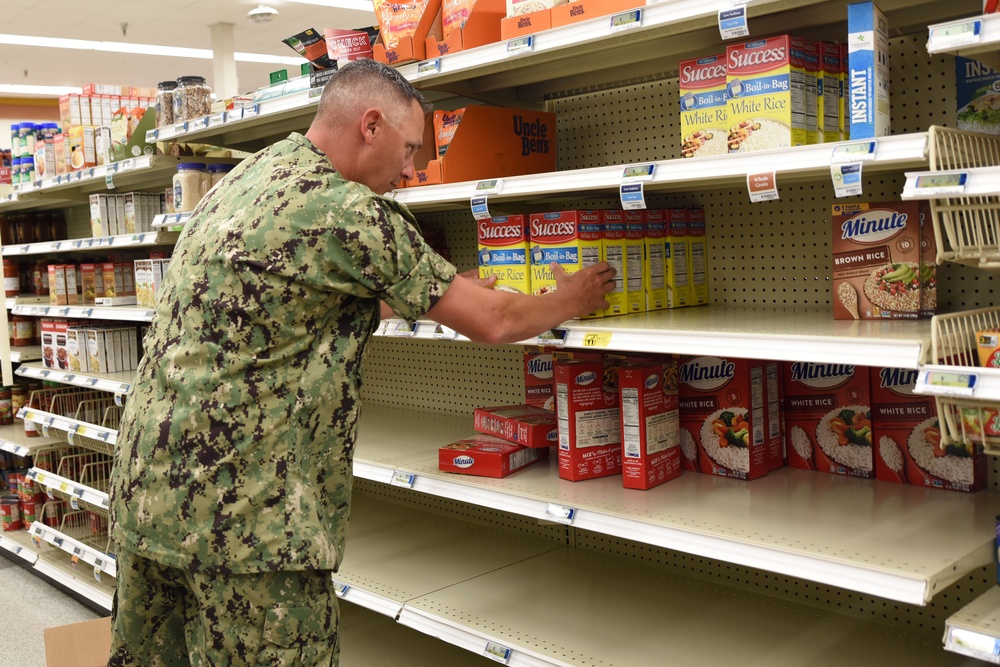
[2,231,178,258]
[902,167,1000,199]
[28,522,116,578]
[17,406,117,446]
[16,363,133,395]
[944,587,1000,663]
[27,467,111,512]
[32,556,112,612]
[330,579,405,619]
[927,13,1000,55]
[10,155,155,197]
[10,303,153,322]
[0,533,39,565]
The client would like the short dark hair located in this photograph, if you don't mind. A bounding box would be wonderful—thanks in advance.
[319,59,432,118]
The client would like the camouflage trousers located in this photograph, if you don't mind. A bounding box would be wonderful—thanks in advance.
[109,548,339,667]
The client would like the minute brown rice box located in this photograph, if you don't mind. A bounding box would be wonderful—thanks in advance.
[782,362,873,478]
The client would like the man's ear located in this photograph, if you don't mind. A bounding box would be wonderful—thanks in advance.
[360,107,382,145]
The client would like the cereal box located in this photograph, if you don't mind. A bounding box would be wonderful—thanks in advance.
[623,211,646,313]
[820,42,844,143]
[601,210,628,317]
[555,359,623,481]
[474,404,558,448]
[726,35,809,153]
[678,54,729,158]
[644,210,667,311]
[478,215,530,295]
[529,210,603,317]
[847,2,890,139]
[782,362,872,478]
[687,209,708,306]
[678,355,769,480]
[620,359,681,490]
[666,209,690,308]
[523,346,555,410]
[874,367,985,492]
[832,201,924,320]
[439,435,547,478]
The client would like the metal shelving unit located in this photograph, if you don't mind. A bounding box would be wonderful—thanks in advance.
[10,303,153,322]
[16,362,134,396]
[1,230,180,258]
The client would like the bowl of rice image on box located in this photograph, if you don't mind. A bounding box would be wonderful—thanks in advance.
[904,417,976,489]
[877,435,906,483]
[789,425,814,470]
[680,427,699,472]
[699,408,751,473]
[813,405,873,475]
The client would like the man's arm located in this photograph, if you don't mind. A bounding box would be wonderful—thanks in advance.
[424,261,615,345]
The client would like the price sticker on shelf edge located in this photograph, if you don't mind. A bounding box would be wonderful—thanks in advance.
[831,140,877,163]
[390,470,416,488]
[388,320,417,337]
[544,503,576,525]
[333,581,350,598]
[620,182,646,210]
[831,162,863,198]
[433,324,457,340]
[475,179,503,196]
[484,641,513,664]
[929,18,983,49]
[914,172,969,196]
[718,6,749,40]
[225,108,245,123]
[417,58,441,76]
[471,195,492,221]
[105,164,117,190]
[746,171,779,202]
[609,9,641,33]
[70,496,80,510]
[923,370,978,397]
[507,35,534,55]
[94,565,101,583]
[67,430,75,445]
[537,328,568,346]
[209,112,225,127]
[582,332,612,348]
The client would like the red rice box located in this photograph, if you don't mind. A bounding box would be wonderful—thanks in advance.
[872,367,984,492]
[765,361,784,471]
[555,359,622,481]
[523,346,555,410]
[620,360,681,490]
[832,201,924,321]
[782,362,872,478]
[678,356,769,480]
[439,435,547,478]
[474,404,558,448]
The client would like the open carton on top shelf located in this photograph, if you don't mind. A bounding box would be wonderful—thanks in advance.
[374,0,443,65]
[403,105,556,187]
[426,0,505,56]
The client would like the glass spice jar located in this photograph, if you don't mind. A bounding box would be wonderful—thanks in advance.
[156,80,177,128]
[174,76,211,123]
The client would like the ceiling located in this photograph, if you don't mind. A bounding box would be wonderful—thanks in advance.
[1,0,377,98]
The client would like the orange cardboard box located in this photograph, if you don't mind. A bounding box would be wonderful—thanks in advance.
[427,0,505,55]
[500,9,552,40]
[373,0,443,65]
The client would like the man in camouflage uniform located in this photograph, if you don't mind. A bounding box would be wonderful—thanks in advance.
[109,59,614,666]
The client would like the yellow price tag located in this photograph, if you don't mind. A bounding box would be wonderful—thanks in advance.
[582,332,612,348]
[59,483,69,492]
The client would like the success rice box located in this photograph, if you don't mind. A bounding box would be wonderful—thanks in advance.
[555,359,623,481]
[872,367,984,492]
[847,2,890,139]
[667,209,690,308]
[523,346,555,410]
[726,35,809,153]
[624,211,646,313]
[677,355,769,480]
[529,210,603,317]
[620,360,681,490]
[832,201,929,320]
[478,215,530,295]
[474,404,558,448]
[439,435,547,478]
[601,210,628,316]
[687,208,708,306]
[678,54,729,158]
[782,362,873,478]
[644,210,667,311]
[820,42,844,143]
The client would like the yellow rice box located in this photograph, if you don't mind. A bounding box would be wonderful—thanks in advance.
[529,210,604,318]
[666,209,690,308]
[792,36,820,145]
[644,210,667,311]
[624,211,646,313]
[601,209,627,316]
[840,44,849,141]
[688,208,708,306]
[820,42,843,143]
[726,35,809,152]
[678,54,728,158]
[478,215,531,295]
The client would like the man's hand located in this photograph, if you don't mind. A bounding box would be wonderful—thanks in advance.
[458,268,497,290]
[551,261,616,315]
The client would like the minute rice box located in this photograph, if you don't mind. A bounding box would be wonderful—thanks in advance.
[555,358,623,481]
[620,359,681,490]
[677,355,770,480]
[439,434,547,478]
[872,367,985,492]
[782,362,872,479]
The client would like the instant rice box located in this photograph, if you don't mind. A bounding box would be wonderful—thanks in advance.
[623,211,646,314]
[478,215,530,295]
[620,359,681,490]
[523,345,555,410]
[678,54,729,158]
[439,435,547,478]
[832,201,926,320]
[782,362,873,478]
[529,210,603,318]
[677,355,769,480]
[956,56,1000,136]
[555,358,623,481]
[687,208,708,306]
[474,404,558,448]
[872,367,985,492]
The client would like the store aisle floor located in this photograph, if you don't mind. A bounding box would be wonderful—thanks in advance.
[0,555,103,667]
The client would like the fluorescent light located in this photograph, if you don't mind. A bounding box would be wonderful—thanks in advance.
[0,84,83,96]
[0,34,303,65]
[281,0,375,11]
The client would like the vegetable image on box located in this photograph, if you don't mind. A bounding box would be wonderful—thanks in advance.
[108,59,614,667]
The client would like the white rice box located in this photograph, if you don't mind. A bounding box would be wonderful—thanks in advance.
[644,210,667,312]
[678,55,728,158]
[955,56,1000,135]
[601,210,627,316]
[478,215,530,295]
[847,1,890,139]
[687,208,708,306]
[666,209,689,308]
[726,35,809,152]
[529,210,603,318]
[623,211,645,314]
[820,42,844,143]
[782,362,872,479]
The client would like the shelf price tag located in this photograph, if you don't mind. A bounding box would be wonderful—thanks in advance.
[416,59,441,76]
[70,496,80,510]
[471,195,492,221]
[433,324,457,340]
[386,320,417,338]
[582,332,612,348]
[332,580,350,598]
[93,565,102,583]
[609,9,641,33]
[243,104,261,119]
[475,179,504,196]
[544,503,576,525]
[484,641,513,664]
[913,172,969,196]
[506,36,534,55]
[208,112,226,127]
[146,129,158,142]
[919,370,978,397]
[190,116,209,131]
[929,18,983,49]
[619,182,646,210]
[718,6,749,40]
[390,470,416,488]
[535,328,568,347]
[831,162,863,198]
[622,164,655,182]
[746,171,779,202]
[831,140,878,163]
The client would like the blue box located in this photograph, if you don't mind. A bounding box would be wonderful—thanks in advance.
[847,2,890,139]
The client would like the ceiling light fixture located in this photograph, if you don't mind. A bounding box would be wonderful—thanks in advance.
[247,5,280,23]
[280,0,375,11]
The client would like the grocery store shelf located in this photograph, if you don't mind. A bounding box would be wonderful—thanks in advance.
[916,365,1000,401]
[336,493,558,620]
[903,167,1000,200]
[26,467,111,513]
[17,406,117,448]
[10,346,42,363]
[10,302,153,322]
[0,529,41,565]
[16,362,134,396]
[927,12,1000,65]
[945,586,1000,664]
[0,422,59,457]
[1,230,180,257]
[392,133,930,212]
[380,305,930,369]
[33,549,113,612]
[355,405,995,605]
[397,547,975,667]
[27,521,116,578]
[151,212,191,233]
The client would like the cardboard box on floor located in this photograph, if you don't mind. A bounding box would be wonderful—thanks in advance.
[45,616,111,667]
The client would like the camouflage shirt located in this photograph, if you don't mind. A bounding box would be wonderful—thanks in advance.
[110,133,456,574]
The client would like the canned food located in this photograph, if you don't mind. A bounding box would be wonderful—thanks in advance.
[21,500,36,529]
[17,474,37,501]
[1,496,22,531]
[42,500,63,528]
[7,471,20,494]
[89,511,108,535]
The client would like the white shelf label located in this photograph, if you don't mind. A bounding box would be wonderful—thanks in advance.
[390,470,416,488]
[929,19,983,49]
[474,179,504,196]
[386,321,417,338]
[225,108,245,123]
[416,59,441,76]
[831,162,863,198]
[831,140,878,163]
[190,116,209,130]
[535,328,568,347]
[94,565,102,583]
[609,9,641,33]
[922,370,978,397]
[913,172,969,196]
[433,324,457,340]
[208,112,226,127]
[747,172,779,202]
[947,626,1000,660]
[506,36,534,54]
[333,580,350,597]
[70,496,80,511]
[621,164,655,182]
[718,6,749,40]
[620,182,646,210]
[544,503,576,525]
[484,641,513,664]
[471,195,491,221]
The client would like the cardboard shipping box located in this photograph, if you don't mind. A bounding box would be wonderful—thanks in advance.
[45,617,111,667]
